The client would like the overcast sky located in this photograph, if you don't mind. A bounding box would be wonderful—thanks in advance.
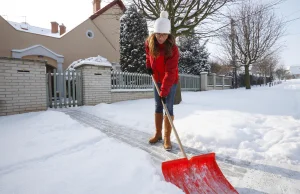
[274,0,300,67]
[0,0,299,67]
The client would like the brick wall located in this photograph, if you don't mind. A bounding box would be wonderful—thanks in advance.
[75,64,154,105]
[111,90,153,103]
[0,57,47,116]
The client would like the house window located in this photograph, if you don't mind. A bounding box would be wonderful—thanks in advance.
[86,30,94,39]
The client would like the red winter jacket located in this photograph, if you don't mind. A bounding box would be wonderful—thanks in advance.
[145,41,179,97]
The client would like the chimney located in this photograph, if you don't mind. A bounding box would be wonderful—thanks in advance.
[51,21,59,33]
[93,0,101,13]
[59,24,66,35]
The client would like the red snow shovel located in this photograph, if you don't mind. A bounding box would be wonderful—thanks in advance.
[151,76,238,194]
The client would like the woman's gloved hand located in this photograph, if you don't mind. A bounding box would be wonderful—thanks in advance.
[147,68,153,75]
[160,96,166,104]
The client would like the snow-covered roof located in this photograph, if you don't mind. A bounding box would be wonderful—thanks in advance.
[3,1,126,38]
[67,55,112,71]
[7,20,61,38]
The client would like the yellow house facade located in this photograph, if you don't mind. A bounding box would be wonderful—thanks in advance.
[0,0,126,73]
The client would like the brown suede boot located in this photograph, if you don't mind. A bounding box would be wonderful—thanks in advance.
[164,115,174,151]
[149,113,163,144]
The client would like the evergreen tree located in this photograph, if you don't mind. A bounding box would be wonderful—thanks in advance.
[178,35,210,75]
[120,5,149,73]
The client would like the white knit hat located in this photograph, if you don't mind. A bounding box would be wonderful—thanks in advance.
[154,11,171,34]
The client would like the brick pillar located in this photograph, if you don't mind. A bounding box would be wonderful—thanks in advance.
[75,64,111,105]
[0,57,47,116]
[200,72,208,91]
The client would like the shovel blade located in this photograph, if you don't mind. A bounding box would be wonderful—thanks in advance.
[162,153,238,194]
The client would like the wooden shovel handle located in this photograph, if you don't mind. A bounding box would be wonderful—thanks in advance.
[151,75,188,159]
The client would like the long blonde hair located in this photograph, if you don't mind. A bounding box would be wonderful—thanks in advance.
[147,34,175,58]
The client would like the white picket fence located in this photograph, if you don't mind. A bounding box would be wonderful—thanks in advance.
[179,74,201,91]
[111,71,152,89]
[111,71,229,91]
[207,74,232,87]
[46,69,83,108]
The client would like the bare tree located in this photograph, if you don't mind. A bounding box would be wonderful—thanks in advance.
[209,60,234,75]
[130,0,237,104]
[131,0,237,37]
[252,55,278,81]
[220,0,284,89]
[209,60,223,74]
[275,64,289,80]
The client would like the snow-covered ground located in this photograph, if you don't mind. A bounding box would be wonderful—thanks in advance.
[1,79,300,194]
[0,111,182,194]
[81,80,300,166]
